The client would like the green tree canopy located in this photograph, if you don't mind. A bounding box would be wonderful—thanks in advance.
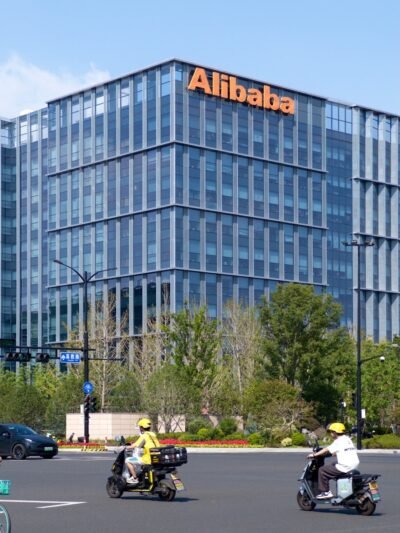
[162,305,221,408]
[258,283,354,420]
[243,379,314,438]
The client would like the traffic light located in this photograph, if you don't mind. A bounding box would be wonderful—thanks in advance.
[36,352,50,363]
[5,352,31,362]
[89,397,97,413]
[84,395,91,416]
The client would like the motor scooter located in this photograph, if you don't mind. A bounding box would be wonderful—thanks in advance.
[106,445,187,501]
[297,436,381,515]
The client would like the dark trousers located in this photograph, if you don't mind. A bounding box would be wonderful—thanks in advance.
[318,463,340,492]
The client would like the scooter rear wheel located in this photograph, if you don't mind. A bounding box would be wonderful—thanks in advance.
[356,498,376,516]
[297,490,316,511]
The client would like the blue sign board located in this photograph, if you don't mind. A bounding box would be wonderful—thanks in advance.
[83,381,94,395]
[60,352,81,364]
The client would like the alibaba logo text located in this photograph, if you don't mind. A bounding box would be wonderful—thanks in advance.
[188,67,295,115]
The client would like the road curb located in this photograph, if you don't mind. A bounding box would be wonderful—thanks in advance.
[58,446,399,455]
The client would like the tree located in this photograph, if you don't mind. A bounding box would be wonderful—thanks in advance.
[107,368,142,413]
[131,317,167,384]
[42,370,83,436]
[358,340,400,428]
[207,364,242,417]
[0,368,46,430]
[243,379,314,440]
[258,283,353,420]
[222,300,263,397]
[162,305,221,408]
[67,295,129,412]
[143,364,199,432]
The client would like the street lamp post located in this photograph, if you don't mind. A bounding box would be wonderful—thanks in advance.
[54,259,115,443]
[342,238,374,450]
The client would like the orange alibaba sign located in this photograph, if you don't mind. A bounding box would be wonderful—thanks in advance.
[188,67,295,115]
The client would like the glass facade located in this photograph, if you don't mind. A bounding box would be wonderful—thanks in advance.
[1,60,400,348]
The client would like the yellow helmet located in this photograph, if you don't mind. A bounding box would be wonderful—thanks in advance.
[138,418,152,430]
[328,422,346,434]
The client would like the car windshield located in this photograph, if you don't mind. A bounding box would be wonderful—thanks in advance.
[12,426,37,436]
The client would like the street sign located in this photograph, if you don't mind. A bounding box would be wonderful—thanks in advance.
[83,381,94,395]
[60,352,81,364]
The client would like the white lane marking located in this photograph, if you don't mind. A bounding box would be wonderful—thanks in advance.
[0,499,86,509]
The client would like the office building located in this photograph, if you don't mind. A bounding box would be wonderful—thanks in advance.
[0,59,399,353]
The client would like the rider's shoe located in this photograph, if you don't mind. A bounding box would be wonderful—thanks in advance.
[316,491,333,499]
[126,476,139,484]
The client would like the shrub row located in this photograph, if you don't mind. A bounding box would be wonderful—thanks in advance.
[363,433,400,449]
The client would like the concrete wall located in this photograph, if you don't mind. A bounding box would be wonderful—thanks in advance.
[66,413,186,441]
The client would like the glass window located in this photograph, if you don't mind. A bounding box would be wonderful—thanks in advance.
[189,209,201,269]
[161,147,170,205]
[120,79,130,154]
[188,147,200,207]
[222,214,233,273]
[120,217,129,275]
[269,222,280,278]
[147,211,157,270]
[254,219,264,276]
[238,217,249,275]
[107,83,117,157]
[222,154,233,211]
[205,212,217,271]
[161,66,171,142]
[133,215,143,272]
[238,157,249,214]
[268,164,279,219]
[205,98,217,148]
[120,156,130,214]
[133,153,143,211]
[147,150,157,208]
[147,71,156,147]
[205,151,217,209]
[134,76,143,149]
[161,209,170,268]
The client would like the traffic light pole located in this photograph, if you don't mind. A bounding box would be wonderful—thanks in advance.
[54,260,115,444]
[83,271,90,443]
[342,238,374,450]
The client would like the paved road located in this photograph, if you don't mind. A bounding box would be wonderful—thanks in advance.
[0,451,398,532]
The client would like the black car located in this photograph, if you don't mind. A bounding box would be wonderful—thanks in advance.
[0,424,58,459]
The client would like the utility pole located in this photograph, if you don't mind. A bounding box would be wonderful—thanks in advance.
[54,259,114,443]
[342,238,374,450]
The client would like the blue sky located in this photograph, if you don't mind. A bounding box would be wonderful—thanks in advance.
[1,0,399,117]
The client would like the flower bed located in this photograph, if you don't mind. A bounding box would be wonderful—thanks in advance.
[160,438,250,447]
[58,441,105,448]
[58,438,251,449]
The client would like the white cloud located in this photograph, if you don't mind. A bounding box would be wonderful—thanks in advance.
[0,54,110,118]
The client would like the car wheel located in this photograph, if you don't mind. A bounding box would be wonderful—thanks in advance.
[12,443,27,460]
[0,456,7,460]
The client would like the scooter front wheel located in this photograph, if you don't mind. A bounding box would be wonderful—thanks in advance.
[297,490,316,511]
[106,477,123,498]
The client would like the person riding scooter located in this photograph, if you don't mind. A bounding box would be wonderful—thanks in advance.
[307,422,360,499]
[125,418,161,484]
